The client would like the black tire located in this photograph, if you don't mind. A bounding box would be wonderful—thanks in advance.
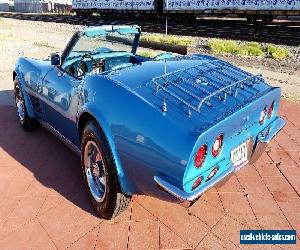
[14,77,37,131]
[81,121,131,219]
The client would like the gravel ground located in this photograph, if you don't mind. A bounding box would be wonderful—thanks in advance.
[190,37,300,102]
[193,38,300,76]
[0,17,299,103]
[0,18,79,90]
[190,42,300,102]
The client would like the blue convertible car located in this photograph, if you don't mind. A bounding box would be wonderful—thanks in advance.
[14,25,285,219]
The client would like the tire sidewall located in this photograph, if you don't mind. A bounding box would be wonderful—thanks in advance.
[81,121,119,219]
[14,77,28,127]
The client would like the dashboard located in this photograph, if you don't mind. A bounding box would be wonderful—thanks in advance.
[62,53,136,79]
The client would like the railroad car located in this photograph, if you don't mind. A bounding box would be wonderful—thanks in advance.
[72,0,300,23]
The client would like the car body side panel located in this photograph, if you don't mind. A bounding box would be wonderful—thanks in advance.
[79,74,195,197]
[15,58,82,147]
[38,67,81,146]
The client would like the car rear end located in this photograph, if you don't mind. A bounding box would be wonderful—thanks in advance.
[183,86,283,192]
[155,87,284,205]
[152,56,285,205]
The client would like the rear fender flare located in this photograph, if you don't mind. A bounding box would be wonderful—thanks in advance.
[78,106,132,195]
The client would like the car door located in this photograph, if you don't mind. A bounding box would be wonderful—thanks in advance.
[39,66,81,147]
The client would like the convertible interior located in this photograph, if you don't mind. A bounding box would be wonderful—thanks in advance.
[59,26,148,79]
[62,50,149,79]
[59,26,176,79]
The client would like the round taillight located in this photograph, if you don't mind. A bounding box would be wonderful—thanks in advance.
[192,176,203,191]
[212,134,223,157]
[195,144,207,168]
[268,102,274,118]
[259,107,267,125]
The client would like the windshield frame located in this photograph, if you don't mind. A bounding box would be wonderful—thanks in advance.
[60,25,141,68]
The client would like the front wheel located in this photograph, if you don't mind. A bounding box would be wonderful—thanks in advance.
[14,77,37,131]
[81,121,131,219]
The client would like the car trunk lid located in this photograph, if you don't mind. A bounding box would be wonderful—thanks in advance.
[105,55,271,132]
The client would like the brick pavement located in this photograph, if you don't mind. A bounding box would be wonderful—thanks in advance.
[0,100,299,249]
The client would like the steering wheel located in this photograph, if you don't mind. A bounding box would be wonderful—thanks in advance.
[77,54,94,78]
[93,59,106,74]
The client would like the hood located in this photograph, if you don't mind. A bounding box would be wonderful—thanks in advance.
[105,54,271,132]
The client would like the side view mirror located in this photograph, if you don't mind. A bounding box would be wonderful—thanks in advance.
[50,53,61,66]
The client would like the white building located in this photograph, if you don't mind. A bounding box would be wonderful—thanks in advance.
[0,0,14,12]
[14,0,71,13]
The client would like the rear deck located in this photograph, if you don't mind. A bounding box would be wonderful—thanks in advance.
[144,57,272,125]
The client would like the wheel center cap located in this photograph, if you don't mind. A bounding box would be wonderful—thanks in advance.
[91,163,100,177]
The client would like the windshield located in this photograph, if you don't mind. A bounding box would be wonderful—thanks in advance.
[63,26,140,67]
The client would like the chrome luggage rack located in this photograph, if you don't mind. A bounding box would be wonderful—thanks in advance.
[151,60,262,115]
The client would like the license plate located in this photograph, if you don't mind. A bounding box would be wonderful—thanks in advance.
[231,141,248,169]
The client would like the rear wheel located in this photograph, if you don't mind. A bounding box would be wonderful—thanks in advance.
[81,121,131,219]
[14,77,37,131]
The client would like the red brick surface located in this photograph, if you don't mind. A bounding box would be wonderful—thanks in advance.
[0,100,299,249]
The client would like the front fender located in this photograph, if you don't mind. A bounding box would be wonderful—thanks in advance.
[14,59,35,118]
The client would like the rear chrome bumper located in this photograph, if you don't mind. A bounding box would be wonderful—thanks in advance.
[154,117,285,207]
